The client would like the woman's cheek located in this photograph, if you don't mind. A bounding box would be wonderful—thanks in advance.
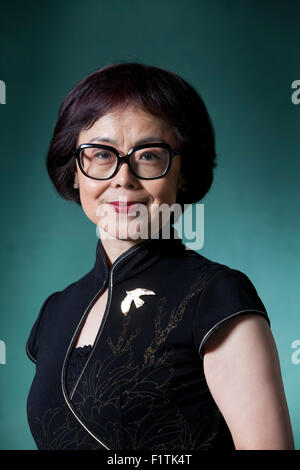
[78,189,99,225]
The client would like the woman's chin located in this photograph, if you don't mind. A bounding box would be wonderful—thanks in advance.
[97,221,151,242]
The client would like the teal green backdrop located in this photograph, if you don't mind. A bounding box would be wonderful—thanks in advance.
[0,0,299,450]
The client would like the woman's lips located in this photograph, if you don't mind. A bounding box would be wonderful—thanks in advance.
[108,201,146,213]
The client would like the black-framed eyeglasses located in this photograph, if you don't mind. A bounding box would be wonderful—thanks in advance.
[74,142,182,180]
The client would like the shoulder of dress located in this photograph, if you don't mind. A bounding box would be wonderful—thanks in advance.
[180,247,231,274]
[50,267,97,300]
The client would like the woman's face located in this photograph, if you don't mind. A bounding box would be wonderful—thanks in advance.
[74,104,185,241]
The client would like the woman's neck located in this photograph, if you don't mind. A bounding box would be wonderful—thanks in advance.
[99,232,145,269]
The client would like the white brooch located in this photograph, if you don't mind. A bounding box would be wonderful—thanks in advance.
[120,288,156,316]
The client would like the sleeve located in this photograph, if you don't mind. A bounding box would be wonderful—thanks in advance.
[25,292,59,364]
[193,267,271,360]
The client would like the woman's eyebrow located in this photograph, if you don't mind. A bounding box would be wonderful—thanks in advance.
[88,136,165,145]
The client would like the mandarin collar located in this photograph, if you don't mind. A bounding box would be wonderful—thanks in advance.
[93,225,186,286]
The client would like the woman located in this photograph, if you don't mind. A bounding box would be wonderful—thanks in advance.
[26,62,294,450]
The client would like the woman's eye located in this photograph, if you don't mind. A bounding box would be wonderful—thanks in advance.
[94,152,112,159]
[141,152,157,161]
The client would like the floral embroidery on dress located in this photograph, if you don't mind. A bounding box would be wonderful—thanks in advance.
[29,266,233,450]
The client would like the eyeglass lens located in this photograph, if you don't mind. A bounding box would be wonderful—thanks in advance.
[79,146,170,179]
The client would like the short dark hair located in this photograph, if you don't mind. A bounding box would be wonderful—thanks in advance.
[46,62,217,208]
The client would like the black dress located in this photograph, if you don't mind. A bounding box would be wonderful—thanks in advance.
[66,345,93,398]
[26,226,271,450]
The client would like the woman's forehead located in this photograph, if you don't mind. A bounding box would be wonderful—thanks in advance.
[77,106,176,146]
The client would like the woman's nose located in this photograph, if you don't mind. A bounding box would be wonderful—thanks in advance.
[110,161,139,188]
